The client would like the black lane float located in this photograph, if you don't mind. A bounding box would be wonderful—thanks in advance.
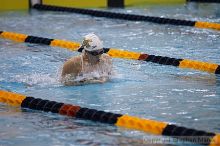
[0,31,219,74]
[33,4,220,31]
[0,90,220,146]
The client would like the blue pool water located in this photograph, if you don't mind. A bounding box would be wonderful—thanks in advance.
[0,3,220,146]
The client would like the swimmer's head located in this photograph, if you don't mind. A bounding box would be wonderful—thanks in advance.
[80,33,103,52]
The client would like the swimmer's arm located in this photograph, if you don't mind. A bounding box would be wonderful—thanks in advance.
[61,56,81,78]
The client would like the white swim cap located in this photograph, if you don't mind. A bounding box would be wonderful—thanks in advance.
[81,33,103,51]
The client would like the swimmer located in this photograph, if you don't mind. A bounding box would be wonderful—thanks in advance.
[61,33,113,86]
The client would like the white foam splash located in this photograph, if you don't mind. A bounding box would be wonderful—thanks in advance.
[13,73,60,87]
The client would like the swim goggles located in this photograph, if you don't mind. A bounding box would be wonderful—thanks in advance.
[85,49,104,56]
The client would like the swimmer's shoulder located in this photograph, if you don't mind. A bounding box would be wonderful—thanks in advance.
[100,53,112,66]
[67,55,81,64]
[102,53,112,60]
[62,55,82,76]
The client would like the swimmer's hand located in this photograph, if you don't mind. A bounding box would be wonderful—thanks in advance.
[61,75,109,86]
[92,77,108,83]
[80,77,108,84]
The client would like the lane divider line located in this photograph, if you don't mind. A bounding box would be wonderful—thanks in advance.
[0,31,219,74]
[33,4,220,31]
[187,0,220,3]
[0,90,219,146]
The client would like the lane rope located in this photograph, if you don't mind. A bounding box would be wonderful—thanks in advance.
[187,0,220,3]
[0,90,219,146]
[33,4,220,31]
[0,31,219,74]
